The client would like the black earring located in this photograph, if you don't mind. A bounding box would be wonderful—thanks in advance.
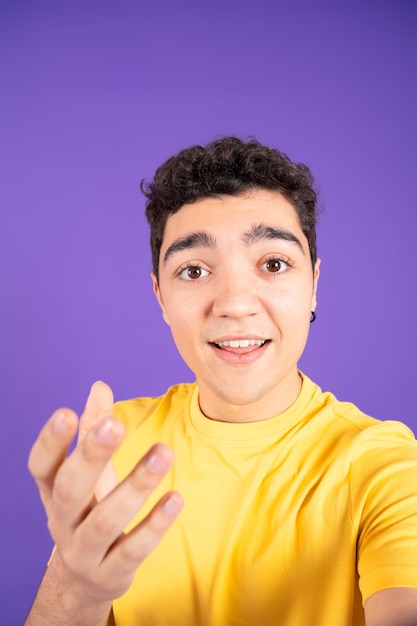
[310,311,316,323]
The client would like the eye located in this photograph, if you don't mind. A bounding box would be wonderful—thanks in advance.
[261,256,291,274]
[178,264,210,281]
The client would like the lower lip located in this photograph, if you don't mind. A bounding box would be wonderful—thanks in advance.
[209,342,270,365]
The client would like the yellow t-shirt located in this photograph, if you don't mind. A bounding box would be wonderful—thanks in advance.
[110,374,417,625]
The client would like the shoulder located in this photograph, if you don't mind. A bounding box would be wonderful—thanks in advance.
[113,382,196,436]
[111,382,196,480]
[300,374,417,484]
[302,373,416,444]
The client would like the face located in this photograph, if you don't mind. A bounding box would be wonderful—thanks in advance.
[153,189,320,423]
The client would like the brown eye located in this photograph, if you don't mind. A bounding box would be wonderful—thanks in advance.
[179,265,209,281]
[265,259,282,273]
[187,266,202,279]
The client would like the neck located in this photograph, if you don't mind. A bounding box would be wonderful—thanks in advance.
[197,370,303,424]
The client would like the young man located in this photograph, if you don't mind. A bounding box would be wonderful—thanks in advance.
[25,137,417,625]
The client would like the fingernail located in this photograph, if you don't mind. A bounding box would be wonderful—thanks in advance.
[53,412,70,435]
[95,419,118,445]
[162,494,183,516]
[146,452,168,473]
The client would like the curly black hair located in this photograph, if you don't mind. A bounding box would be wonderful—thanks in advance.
[141,136,319,280]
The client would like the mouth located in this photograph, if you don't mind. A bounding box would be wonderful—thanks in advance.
[209,338,270,365]
[213,339,268,349]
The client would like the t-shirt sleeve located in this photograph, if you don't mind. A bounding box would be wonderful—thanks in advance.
[349,421,417,602]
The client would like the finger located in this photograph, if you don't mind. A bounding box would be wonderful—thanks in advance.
[28,409,79,512]
[78,381,114,443]
[99,491,183,595]
[70,444,176,566]
[94,458,119,502]
[50,416,125,536]
[80,382,118,501]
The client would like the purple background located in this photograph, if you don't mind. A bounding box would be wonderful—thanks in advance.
[1,1,416,622]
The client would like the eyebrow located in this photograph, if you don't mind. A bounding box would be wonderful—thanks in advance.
[163,223,305,265]
[163,231,217,264]
[241,223,305,254]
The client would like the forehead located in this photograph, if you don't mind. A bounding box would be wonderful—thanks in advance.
[161,190,305,248]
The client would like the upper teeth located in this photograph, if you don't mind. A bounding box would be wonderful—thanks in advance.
[216,339,266,348]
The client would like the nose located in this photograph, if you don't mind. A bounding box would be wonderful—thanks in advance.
[212,272,262,319]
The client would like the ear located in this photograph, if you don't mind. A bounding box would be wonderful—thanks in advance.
[311,258,321,312]
[151,272,170,326]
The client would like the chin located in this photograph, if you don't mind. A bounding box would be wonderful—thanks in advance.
[203,380,279,414]
[197,365,301,421]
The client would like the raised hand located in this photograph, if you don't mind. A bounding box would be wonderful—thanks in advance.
[25,382,183,624]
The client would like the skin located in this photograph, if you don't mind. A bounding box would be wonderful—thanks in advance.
[24,382,183,625]
[25,189,417,625]
[364,589,417,625]
[153,189,320,423]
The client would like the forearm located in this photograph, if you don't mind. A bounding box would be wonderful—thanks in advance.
[24,553,112,626]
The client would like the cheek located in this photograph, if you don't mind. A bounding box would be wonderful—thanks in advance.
[164,289,208,323]
[163,304,198,348]
[164,314,201,372]
[270,284,312,318]
[268,291,313,347]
